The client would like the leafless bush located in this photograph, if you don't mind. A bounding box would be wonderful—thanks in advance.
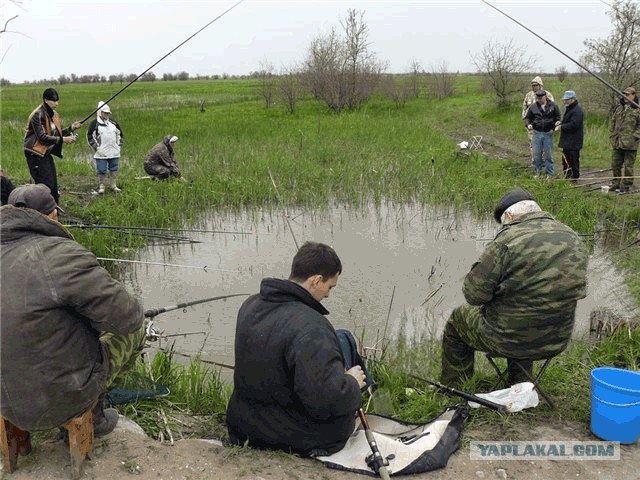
[556,66,569,83]
[256,61,276,109]
[278,67,302,114]
[380,75,411,108]
[428,60,455,99]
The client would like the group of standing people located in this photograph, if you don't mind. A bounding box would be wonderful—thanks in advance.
[522,76,584,180]
[17,87,185,208]
[522,76,637,192]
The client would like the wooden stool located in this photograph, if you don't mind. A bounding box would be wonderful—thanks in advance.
[0,404,95,479]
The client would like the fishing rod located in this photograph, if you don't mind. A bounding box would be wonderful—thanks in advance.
[96,257,238,272]
[65,223,255,235]
[613,237,640,253]
[77,0,245,125]
[358,409,391,480]
[144,292,250,318]
[481,0,640,108]
[408,373,508,413]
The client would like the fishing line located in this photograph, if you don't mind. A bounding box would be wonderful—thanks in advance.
[481,0,640,107]
[78,0,245,124]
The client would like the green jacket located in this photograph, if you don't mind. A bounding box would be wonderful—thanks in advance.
[463,211,588,359]
[609,103,640,150]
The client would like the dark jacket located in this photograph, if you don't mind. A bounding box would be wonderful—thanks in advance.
[143,136,181,178]
[609,99,640,150]
[463,211,588,360]
[524,100,561,133]
[558,100,584,150]
[0,176,15,205]
[0,206,143,431]
[23,103,73,158]
[226,278,362,456]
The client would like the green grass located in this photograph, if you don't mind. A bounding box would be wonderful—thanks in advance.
[2,75,638,441]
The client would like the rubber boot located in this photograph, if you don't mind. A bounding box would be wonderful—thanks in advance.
[98,175,106,194]
[92,395,119,437]
[110,175,121,193]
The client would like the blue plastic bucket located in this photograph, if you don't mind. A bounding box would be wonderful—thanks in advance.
[591,367,640,444]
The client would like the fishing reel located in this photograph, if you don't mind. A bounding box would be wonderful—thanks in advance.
[144,319,163,342]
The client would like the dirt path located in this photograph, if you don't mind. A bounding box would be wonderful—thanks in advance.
[3,415,638,480]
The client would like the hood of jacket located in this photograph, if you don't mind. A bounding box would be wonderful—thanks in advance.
[259,277,330,315]
[0,205,73,244]
[531,76,543,86]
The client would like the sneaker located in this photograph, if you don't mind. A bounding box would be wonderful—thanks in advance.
[111,185,122,193]
[619,185,630,194]
[98,184,105,194]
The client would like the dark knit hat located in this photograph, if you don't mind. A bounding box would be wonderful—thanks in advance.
[42,88,59,102]
[493,187,535,223]
[8,184,64,214]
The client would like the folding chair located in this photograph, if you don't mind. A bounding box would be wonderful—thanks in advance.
[485,353,556,408]
[469,135,484,151]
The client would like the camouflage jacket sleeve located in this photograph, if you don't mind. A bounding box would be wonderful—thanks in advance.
[462,238,508,306]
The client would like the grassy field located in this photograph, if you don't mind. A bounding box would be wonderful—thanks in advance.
[2,76,639,442]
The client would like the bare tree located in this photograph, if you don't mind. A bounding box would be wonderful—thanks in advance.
[256,60,276,109]
[303,9,383,112]
[407,59,424,98]
[470,39,535,107]
[277,66,302,114]
[556,66,569,83]
[581,0,640,114]
[428,60,455,99]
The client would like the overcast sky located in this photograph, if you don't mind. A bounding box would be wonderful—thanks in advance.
[0,0,613,84]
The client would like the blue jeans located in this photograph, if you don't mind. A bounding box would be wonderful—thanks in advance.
[96,157,120,176]
[532,131,554,176]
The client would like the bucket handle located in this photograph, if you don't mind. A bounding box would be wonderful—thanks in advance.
[593,394,640,407]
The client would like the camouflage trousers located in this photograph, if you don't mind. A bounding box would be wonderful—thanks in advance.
[611,148,636,187]
[440,304,532,387]
[100,323,147,392]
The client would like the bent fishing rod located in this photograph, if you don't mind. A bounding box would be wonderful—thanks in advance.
[77,0,245,125]
[408,373,508,413]
[482,0,640,108]
[144,292,250,318]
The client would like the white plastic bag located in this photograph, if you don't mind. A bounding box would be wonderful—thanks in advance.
[468,382,539,413]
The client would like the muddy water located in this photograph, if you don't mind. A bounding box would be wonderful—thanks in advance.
[123,200,636,369]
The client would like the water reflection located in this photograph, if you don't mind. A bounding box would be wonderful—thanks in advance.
[123,200,636,369]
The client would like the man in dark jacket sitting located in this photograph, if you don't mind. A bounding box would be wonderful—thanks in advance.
[0,184,146,437]
[226,241,368,456]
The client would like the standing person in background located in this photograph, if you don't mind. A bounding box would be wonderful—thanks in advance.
[609,86,640,193]
[524,89,561,179]
[143,135,185,181]
[23,88,82,204]
[522,77,555,163]
[556,91,584,180]
[87,101,124,194]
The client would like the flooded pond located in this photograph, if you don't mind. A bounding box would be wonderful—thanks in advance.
[123,200,636,370]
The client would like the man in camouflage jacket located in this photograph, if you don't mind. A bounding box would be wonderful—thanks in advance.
[441,188,588,386]
[609,86,640,192]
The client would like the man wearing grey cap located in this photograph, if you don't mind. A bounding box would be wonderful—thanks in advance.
[440,187,588,387]
[555,90,584,180]
[1,184,146,438]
